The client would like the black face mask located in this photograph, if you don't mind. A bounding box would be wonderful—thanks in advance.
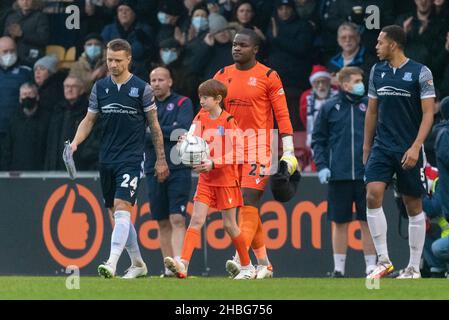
[22,97,37,110]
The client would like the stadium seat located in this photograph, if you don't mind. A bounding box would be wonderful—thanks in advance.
[45,45,65,62]
[59,47,76,69]
[65,47,76,61]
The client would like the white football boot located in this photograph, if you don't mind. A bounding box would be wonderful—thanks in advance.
[234,264,256,280]
[122,263,148,279]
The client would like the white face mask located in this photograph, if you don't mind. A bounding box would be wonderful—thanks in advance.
[0,52,17,68]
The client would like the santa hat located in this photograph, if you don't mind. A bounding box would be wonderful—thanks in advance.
[309,65,331,85]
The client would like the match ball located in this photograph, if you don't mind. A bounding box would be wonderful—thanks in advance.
[178,135,209,166]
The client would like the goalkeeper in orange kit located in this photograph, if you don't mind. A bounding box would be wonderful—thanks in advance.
[214,28,298,279]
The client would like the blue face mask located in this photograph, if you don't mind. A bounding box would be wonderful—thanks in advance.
[161,50,178,65]
[85,45,102,60]
[351,82,365,96]
[158,12,169,25]
[192,16,208,31]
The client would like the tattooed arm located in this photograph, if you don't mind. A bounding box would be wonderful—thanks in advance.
[146,109,170,182]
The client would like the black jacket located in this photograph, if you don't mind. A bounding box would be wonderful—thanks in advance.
[192,40,234,81]
[3,9,50,67]
[44,96,101,170]
[266,15,314,90]
[38,70,67,115]
[1,105,49,170]
[312,91,368,181]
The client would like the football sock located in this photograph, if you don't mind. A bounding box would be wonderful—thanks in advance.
[181,227,201,263]
[333,254,346,274]
[408,212,426,271]
[253,246,270,266]
[251,219,270,265]
[107,210,131,270]
[125,222,144,267]
[238,205,259,247]
[251,218,265,248]
[364,254,377,274]
[232,233,251,267]
[366,207,390,262]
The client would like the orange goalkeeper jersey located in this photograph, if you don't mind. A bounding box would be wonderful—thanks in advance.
[213,62,293,159]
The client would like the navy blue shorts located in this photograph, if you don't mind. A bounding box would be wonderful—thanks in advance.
[364,146,426,197]
[328,180,366,223]
[99,161,144,208]
[147,169,192,221]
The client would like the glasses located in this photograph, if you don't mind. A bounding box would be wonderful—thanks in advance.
[314,80,330,86]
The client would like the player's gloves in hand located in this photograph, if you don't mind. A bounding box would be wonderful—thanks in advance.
[318,168,331,184]
[281,135,298,175]
[280,153,298,175]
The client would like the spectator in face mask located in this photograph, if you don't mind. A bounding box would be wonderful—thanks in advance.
[0,36,32,168]
[156,0,188,46]
[176,4,209,46]
[190,13,234,81]
[1,82,49,170]
[70,33,107,92]
[156,38,199,111]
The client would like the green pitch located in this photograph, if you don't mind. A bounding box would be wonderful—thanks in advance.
[0,276,448,300]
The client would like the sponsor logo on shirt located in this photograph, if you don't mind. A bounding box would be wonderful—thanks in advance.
[381,72,386,79]
[278,88,285,95]
[359,103,367,112]
[335,104,340,111]
[105,88,109,94]
[377,86,411,97]
[101,103,138,114]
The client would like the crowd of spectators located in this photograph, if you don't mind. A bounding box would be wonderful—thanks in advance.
[0,0,448,172]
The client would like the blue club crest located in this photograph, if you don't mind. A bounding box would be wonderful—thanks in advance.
[402,72,412,81]
[166,103,175,111]
[129,87,139,97]
[217,125,225,136]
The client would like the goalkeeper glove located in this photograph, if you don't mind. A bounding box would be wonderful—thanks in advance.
[280,135,298,175]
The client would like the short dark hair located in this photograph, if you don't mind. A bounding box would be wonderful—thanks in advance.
[236,28,261,47]
[198,79,227,100]
[381,25,406,50]
[337,66,364,84]
[107,39,132,56]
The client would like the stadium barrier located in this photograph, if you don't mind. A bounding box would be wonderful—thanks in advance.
[0,172,409,277]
